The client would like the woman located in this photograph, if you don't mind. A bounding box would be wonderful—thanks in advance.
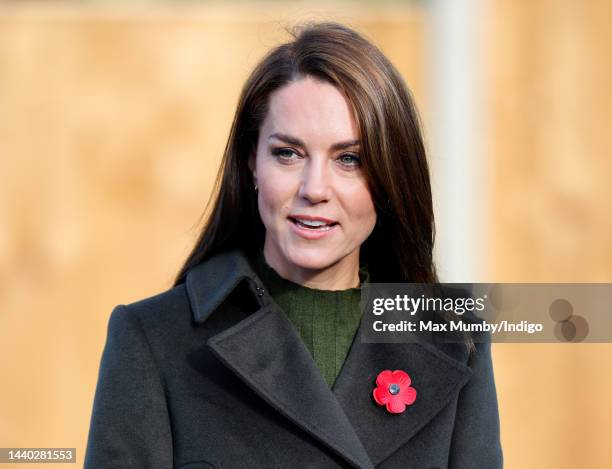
[85,22,502,468]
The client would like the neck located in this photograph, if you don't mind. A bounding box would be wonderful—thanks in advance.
[263,242,360,290]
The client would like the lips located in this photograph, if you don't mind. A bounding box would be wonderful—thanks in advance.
[288,215,338,231]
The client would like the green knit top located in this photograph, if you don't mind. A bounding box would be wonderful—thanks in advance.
[252,251,368,388]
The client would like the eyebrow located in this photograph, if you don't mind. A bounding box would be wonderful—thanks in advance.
[268,133,360,151]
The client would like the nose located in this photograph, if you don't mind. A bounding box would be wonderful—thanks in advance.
[298,157,332,204]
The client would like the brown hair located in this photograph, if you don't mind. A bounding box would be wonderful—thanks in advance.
[174,22,437,285]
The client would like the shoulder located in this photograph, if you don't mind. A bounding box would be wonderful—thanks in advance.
[105,248,258,343]
[122,284,191,321]
[107,284,194,343]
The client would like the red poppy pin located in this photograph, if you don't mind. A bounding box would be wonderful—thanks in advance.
[372,370,417,414]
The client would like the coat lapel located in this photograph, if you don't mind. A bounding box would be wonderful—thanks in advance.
[187,249,473,468]
[207,303,374,469]
[332,328,473,466]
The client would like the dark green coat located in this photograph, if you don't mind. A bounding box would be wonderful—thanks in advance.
[85,249,503,468]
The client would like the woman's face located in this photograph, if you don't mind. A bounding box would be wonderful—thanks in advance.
[250,76,377,288]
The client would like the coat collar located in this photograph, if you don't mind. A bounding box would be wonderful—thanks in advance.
[186,249,262,324]
[186,249,473,468]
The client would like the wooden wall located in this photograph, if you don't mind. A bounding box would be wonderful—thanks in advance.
[0,1,610,468]
[489,1,612,468]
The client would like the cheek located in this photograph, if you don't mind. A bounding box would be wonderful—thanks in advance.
[257,176,295,225]
[344,184,377,231]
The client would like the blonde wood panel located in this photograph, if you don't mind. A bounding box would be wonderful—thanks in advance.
[489,1,612,468]
[0,3,426,465]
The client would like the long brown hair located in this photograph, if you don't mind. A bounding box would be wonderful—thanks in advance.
[174,22,437,286]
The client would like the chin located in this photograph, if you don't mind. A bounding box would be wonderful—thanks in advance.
[285,245,339,272]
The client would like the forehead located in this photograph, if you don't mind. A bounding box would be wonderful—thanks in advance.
[262,76,359,142]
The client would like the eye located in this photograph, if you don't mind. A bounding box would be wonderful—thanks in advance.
[337,153,361,168]
[271,148,301,163]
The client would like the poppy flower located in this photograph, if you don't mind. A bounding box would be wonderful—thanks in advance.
[372,369,417,414]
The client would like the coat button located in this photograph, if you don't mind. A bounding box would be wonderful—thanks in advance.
[255,286,265,297]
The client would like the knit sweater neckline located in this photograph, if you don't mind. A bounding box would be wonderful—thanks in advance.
[252,251,368,388]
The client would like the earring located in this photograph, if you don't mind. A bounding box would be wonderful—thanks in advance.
[254,182,258,192]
